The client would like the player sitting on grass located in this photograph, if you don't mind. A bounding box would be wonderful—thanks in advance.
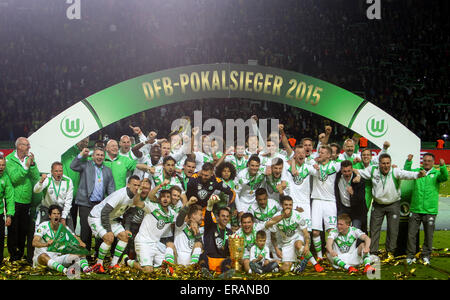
[249,230,280,274]
[325,213,376,274]
[32,205,90,275]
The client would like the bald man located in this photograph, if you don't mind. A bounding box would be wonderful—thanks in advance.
[103,140,137,190]
[5,137,40,262]
[119,135,138,161]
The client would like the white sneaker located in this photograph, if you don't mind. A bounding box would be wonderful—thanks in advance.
[406,258,416,265]
[423,257,431,265]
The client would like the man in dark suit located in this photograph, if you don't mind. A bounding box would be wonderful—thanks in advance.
[334,160,367,232]
[71,147,115,253]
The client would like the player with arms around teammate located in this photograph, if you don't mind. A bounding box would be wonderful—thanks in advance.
[267,195,323,273]
[87,175,141,272]
[128,189,177,273]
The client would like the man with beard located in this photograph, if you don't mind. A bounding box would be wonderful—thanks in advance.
[235,155,266,216]
[264,158,289,202]
[186,162,236,210]
[86,176,141,272]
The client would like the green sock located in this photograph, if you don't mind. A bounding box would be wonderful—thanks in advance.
[111,240,127,265]
[363,253,371,266]
[48,259,66,273]
[191,247,202,264]
[98,242,111,264]
[79,258,89,271]
[313,236,322,258]
[333,257,349,270]
[165,248,175,264]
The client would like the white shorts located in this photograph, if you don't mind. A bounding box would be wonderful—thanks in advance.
[33,252,77,268]
[311,199,336,232]
[329,248,363,268]
[281,235,304,263]
[135,242,166,267]
[177,251,192,266]
[88,217,125,239]
[295,202,312,231]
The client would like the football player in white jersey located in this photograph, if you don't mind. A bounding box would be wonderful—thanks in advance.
[286,146,315,231]
[87,176,141,272]
[308,145,360,260]
[326,214,375,274]
[264,158,289,202]
[235,155,266,216]
[174,198,203,266]
[127,189,177,273]
[32,205,90,274]
[266,195,323,273]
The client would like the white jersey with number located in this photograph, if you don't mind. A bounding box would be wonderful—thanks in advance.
[89,187,135,221]
[309,161,341,202]
[135,202,177,243]
[269,210,307,246]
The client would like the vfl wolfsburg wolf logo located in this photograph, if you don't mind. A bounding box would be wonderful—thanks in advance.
[366,116,388,138]
[60,116,84,138]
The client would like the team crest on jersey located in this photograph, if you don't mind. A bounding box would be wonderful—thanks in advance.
[215,237,224,249]
[199,190,208,200]
[319,174,329,182]
[156,219,166,230]
[340,244,350,253]
[208,185,213,190]
[285,229,295,237]
[293,175,304,185]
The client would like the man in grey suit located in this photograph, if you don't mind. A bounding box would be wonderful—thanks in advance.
[71,147,115,253]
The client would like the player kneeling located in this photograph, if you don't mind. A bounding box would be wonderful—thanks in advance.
[127,189,177,273]
[266,195,324,273]
[174,197,203,266]
[32,205,90,274]
[326,214,376,274]
[249,230,279,274]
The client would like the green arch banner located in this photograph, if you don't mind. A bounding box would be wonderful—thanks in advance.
[29,63,420,172]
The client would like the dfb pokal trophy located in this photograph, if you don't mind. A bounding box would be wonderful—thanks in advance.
[229,233,245,271]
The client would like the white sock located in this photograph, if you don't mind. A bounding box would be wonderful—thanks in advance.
[111,240,128,265]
